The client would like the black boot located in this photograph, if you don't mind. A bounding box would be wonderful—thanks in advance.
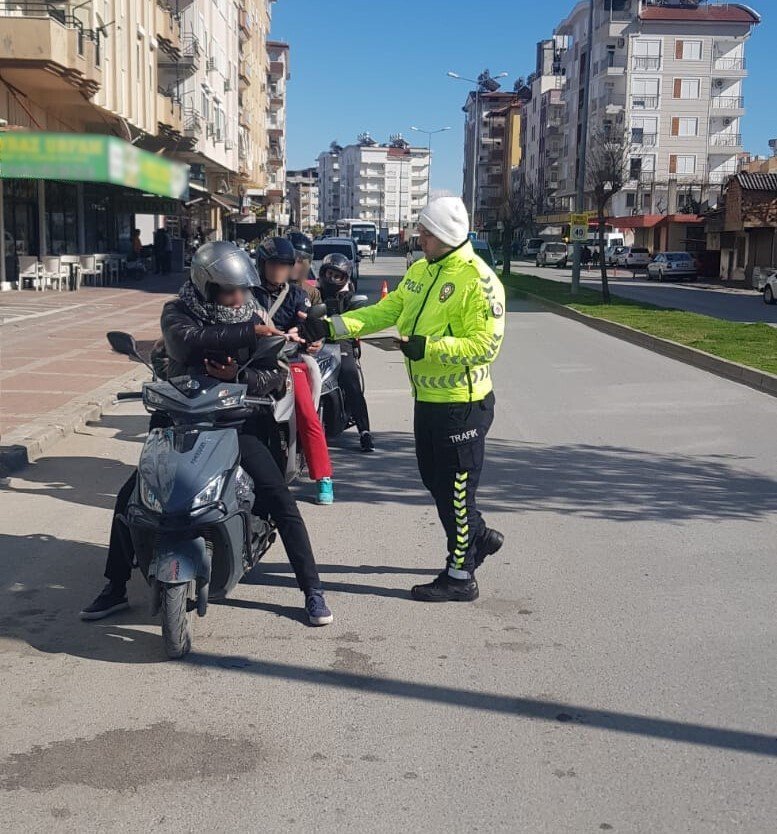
[473,528,504,571]
[80,581,129,621]
[411,570,479,602]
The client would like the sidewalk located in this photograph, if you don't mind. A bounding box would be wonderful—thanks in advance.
[0,273,182,469]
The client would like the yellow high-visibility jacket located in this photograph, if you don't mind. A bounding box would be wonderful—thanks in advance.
[330,241,505,403]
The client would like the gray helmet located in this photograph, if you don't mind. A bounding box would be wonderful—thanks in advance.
[190,241,259,302]
[318,252,352,289]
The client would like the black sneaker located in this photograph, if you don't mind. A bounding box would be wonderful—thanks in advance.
[473,528,504,571]
[79,581,129,621]
[360,431,375,453]
[411,570,479,603]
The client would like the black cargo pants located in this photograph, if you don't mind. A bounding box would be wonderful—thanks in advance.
[413,391,495,577]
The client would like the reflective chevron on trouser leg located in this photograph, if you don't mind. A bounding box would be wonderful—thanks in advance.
[450,472,470,574]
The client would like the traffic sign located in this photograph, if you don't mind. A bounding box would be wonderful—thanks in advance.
[569,212,589,243]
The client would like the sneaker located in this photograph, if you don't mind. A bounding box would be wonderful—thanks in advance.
[305,589,333,625]
[316,477,334,505]
[473,528,504,571]
[79,581,129,621]
[411,570,479,603]
[359,431,375,453]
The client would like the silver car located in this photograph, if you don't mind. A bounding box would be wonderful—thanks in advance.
[616,246,652,269]
[536,241,569,268]
[647,252,698,282]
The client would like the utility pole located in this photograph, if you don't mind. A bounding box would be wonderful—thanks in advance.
[571,0,594,295]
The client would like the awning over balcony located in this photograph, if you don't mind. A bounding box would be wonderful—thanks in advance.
[0,132,189,199]
[608,214,703,230]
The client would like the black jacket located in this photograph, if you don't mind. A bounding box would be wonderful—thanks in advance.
[254,281,311,332]
[160,299,285,397]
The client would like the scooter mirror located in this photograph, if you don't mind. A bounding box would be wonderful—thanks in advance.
[308,303,327,320]
[107,331,140,359]
[348,295,369,310]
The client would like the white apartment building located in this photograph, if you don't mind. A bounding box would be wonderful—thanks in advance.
[286,167,319,231]
[549,0,760,217]
[334,135,430,235]
[317,144,342,225]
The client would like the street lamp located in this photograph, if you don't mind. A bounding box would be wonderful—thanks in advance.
[410,125,451,204]
[447,70,509,228]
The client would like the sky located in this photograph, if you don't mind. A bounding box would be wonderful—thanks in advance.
[273,0,775,195]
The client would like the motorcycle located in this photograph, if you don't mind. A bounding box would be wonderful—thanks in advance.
[106,330,297,659]
[312,295,369,439]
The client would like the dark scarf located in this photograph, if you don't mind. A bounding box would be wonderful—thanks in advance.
[178,279,267,325]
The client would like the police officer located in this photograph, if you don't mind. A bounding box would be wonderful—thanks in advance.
[301,196,506,601]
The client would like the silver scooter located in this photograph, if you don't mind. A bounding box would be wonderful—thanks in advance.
[107,331,297,659]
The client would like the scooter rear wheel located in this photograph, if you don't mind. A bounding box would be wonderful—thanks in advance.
[160,582,192,659]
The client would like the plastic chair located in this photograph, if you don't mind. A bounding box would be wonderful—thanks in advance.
[59,254,81,290]
[79,255,101,287]
[17,256,42,291]
[40,256,67,291]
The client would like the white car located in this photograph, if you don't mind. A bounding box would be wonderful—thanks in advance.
[763,270,777,305]
[616,246,651,269]
[647,252,698,282]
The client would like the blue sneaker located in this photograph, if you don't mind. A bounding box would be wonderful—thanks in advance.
[316,477,334,505]
[305,589,333,625]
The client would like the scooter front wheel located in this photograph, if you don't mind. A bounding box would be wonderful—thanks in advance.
[160,582,192,659]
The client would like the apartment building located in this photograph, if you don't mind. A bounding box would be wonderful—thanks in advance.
[549,0,760,218]
[332,135,430,235]
[258,39,290,228]
[461,85,527,233]
[316,143,342,225]
[286,167,319,231]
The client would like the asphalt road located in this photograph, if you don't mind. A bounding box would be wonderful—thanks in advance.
[1,255,776,832]
[513,259,777,326]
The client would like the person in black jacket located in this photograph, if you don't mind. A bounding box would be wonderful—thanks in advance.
[318,253,374,452]
[80,241,334,626]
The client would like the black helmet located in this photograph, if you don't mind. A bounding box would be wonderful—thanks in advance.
[190,241,259,302]
[287,231,313,261]
[318,252,352,289]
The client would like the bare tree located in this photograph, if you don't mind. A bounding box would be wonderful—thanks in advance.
[500,176,541,281]
[585,126,632,302]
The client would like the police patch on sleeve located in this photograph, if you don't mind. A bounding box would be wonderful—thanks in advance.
[439,282,456,303]
[491,301,504,318]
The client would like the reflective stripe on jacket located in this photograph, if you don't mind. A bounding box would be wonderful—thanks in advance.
[330,241,505,403]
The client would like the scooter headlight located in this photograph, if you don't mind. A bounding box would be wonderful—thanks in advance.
[140,479,163,513]
[191,474,225,509]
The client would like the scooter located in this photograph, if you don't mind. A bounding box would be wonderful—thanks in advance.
[106,330,296,659]
[313,294,369,439]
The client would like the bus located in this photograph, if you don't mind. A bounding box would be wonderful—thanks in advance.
[335,218,378,259]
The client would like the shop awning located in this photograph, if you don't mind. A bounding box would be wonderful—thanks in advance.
[0,132,189,200]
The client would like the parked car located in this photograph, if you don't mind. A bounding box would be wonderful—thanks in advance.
[646,251,698,282]
[523,238,545,259]
[536,241,569,268]
[616,246,651,270]
[472,238,500,269]
[312,237,360,289]
[604,244,626,266]
[762,270,777,304]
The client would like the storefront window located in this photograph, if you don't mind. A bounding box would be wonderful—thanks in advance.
[45,181,79,254]
[3,180,38,259]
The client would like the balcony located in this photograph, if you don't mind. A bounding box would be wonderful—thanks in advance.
[0,5,102,97]
[713,56,746,74]
[711,96,745,113]
[156,92,182,133]
[632,56,661,71]
[238,61,252,88]
[183,108,202,139]
[710,133,743,149]
[631,132,658,147]
[238,9,253,39]
[269,59,285,78]
[155,8,180,52]
[631,95,659,111]
[158,33,199,80]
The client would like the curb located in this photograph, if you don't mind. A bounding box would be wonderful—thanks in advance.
[511,288,777,399]
[0,365,148,476]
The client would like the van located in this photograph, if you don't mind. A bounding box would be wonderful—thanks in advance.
[536,241,569,268]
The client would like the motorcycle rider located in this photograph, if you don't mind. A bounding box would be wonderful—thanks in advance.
[288,231,322,306]
[254,237,334,506]
[318,253,374,452]
[300,196,505,603]
[80,241,334,626]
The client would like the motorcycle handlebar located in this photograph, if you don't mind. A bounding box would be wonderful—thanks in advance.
[116,391,143,401]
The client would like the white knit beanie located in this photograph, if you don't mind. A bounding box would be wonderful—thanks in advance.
[418,196,470,248]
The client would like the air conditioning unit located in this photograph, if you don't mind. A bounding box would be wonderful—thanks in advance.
[224,79,232,92]
[206,57,217,72]
[714,79,724,88]
[723,118,733,126]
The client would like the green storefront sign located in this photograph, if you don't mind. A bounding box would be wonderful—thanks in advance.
[0,132,189,200]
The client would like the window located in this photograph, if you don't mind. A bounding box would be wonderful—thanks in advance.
[669,154,696,175]
[633,39,661,70]
[625,192,636,209]
[632,77,659,108]
[676,40,702,61]
[632,117,658,145]
[674,79,700,99]
[629,157,643,179]
[671,117,698,137]
[642,193,652,210]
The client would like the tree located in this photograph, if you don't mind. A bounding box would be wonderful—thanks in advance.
[500,175,541,281]
[585,126,632,303]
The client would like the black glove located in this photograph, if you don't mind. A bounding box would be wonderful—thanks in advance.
[398,335,426,361]
[299,316,330,344]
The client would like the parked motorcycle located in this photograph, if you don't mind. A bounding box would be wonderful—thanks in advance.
[313,294,369,439]
[106,330,296,659]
